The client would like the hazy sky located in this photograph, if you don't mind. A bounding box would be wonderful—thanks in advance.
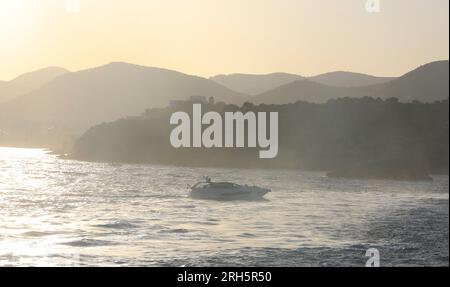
[0,0,448,80]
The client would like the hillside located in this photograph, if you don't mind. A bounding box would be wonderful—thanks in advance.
[210,71,395,96]
[0,67,69,103]
[251,79,358,104]
[252,61,449,104]
[0,62,244,147]
[378,60,449,102]
[72,98,449,176]
[210,73,303,95]
[309,71,395,87]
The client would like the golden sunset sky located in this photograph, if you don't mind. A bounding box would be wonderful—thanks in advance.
[0,0,448,80]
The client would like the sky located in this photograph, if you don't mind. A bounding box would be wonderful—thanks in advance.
[0,0,448,81]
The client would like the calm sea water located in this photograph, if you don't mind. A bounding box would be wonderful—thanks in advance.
[0,147,448,266]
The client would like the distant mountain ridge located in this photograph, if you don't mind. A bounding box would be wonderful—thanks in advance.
[252,60,449,104]
[308,71,395,87]
[210,71,396,95]
[210,73,303,95]
[0,62,244,136]
[377,60,449,102]
[0,67,69,103]
[0,60,448,148]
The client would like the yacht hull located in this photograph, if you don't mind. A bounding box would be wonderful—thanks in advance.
[190,186,270,201]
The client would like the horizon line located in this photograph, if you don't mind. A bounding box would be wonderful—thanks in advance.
[3,59,449,82]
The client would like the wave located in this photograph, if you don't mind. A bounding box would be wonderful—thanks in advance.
[159,228,190,234]
[93,221,139,229]
[21,231,58,237]
[60,238,117,247]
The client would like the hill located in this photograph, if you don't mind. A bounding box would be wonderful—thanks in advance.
[210,73,303,95]
[211,71,395,96]
[0,67,69,103]
[252,61,449,104]
[309,71,395,87]
[71,98,449,176]
[0,62,244,147]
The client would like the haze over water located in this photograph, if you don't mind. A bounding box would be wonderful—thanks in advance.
[0,147,448,266]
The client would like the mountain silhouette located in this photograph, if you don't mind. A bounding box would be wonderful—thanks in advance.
[72,98,449,175]
[210,71,395,95]
[0,62,244,135]
[252,60,449,104]
[308,71,395,87]
[0,60,448,148]
[210,73,303,95]
[0,67,69,103]
[376,60,449,102]
[252,80,350,104]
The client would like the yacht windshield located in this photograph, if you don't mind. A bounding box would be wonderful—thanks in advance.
[210,182,238,189]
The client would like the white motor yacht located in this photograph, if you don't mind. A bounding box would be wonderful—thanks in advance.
[189,177,271,201]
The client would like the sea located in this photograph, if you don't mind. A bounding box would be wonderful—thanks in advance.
[0,147,448,266]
